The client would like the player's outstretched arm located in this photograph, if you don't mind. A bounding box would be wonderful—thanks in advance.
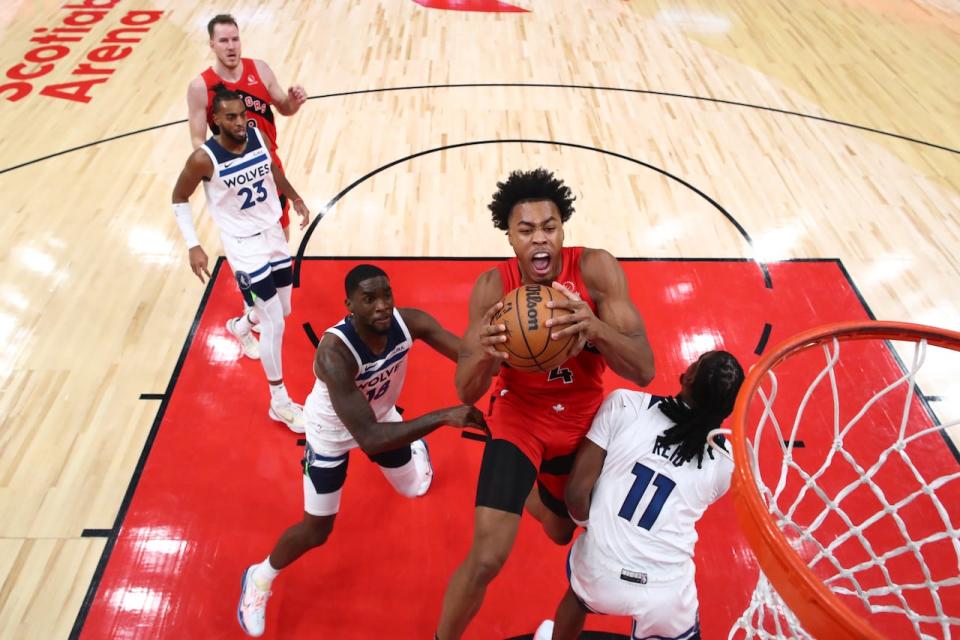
[255,60,307,116]
[565,438,606,525]
[186,77,209,149]
[400,308,460,362]
[171,149,214,282]
[316,337,488,455]
[455,270,509,404]
[548,249,654,386]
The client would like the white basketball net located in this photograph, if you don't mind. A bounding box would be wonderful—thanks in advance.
[728,336,960,639]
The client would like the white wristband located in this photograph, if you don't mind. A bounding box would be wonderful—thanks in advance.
[172,202,200,248]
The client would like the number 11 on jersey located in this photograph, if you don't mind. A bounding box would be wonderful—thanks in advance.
[618,462,676,530]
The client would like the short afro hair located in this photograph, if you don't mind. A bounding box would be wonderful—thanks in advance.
[345,264,388,297]
[488,168,576,231]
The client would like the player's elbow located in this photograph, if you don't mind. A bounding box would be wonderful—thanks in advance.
[636,366,655,387]
[630,356,655,387]
[352,427,384,457]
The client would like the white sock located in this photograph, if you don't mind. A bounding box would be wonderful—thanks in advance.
[269,383,289,403]
[234,312,253,335]
[253,557,279,590]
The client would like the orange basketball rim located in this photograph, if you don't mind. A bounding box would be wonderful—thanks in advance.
[728,320,960,639]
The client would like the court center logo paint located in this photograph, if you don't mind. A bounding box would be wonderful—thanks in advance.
[1,1,165,104]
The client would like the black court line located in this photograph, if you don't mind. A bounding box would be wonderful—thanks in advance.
[297,255,835,263]
[303,322,321,348]
[925,395,944,402]
[461,431,489,443]
[3,82,957,176]
[834,262,959,466]
[754,323,773,356]
[68,255,959,638]
[507,632,630,640]
[138,393,164,400]
[0,121,185,175]
[308,83,960,155]
[784,440,806,448]
[296,255,877,366]
[296,255,775,380]
[69,257,226,640]
[292,138,770,289]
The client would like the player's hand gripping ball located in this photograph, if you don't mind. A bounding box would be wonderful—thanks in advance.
[491,284,577,372]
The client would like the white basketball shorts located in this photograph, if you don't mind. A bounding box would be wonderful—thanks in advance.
[302,407,403,516]
[221,224,291,285]
[567,533,700,640]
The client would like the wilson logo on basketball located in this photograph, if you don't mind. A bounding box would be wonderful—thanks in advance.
[524,285,542,330]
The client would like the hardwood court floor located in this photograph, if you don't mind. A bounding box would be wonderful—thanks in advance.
[0,1,958,637]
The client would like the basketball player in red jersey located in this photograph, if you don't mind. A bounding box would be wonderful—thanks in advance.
[186,14,308,358]
[436,168,655,639]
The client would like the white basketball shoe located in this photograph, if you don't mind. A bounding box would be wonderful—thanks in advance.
[411,438,434,496]
[237,565,271,637]
[534,620,555,640]
[269,398,305,434]
[226,317,260,360]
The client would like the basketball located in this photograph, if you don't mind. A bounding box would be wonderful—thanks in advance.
[491,284,578,372]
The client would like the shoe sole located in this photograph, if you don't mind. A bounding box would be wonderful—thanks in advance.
[237,566,260,637]
[415,439,433,496]
[269,407,305,434]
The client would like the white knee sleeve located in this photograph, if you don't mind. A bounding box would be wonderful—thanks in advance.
[255,295,285,380]
[379,442,432,498]
[380,460,423,498]
[277,285,292,317]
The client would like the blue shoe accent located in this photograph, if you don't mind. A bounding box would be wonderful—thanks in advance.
[237,567,252,634]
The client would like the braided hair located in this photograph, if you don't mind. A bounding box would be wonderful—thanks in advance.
[658,350,745,468]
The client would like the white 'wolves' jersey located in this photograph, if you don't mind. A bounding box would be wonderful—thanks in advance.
[585,389,733,568]
[200,125,281,237]
[304,308,412,452]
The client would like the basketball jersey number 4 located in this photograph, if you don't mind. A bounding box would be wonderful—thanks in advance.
[618,462,676,530]
[547,367,573,383]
